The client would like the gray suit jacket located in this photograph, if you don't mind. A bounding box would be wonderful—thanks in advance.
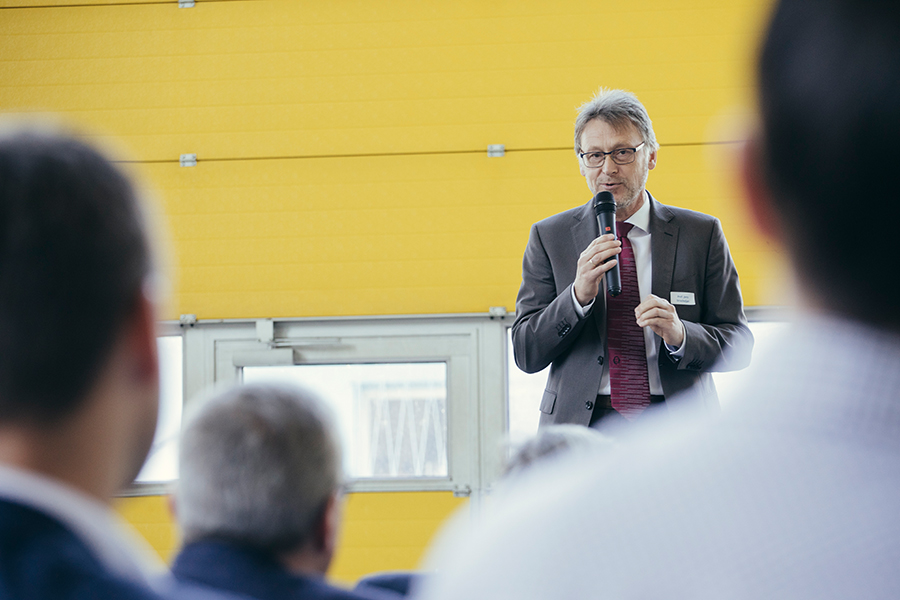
[511,194,753,425]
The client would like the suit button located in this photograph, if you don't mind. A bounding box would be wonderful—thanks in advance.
[585,401,594,410]
[597,356,604,365]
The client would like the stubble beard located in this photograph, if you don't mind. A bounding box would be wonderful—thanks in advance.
[611,158,650,219]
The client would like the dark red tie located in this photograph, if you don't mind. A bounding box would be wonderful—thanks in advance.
[607,222,651,419]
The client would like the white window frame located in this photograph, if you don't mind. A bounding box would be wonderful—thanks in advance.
[178,314,512,497]
[124,307,787,500]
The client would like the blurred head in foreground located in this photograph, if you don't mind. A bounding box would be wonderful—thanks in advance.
[745,0,900,327]
[176,383,343,575]
[503,425,612,480]
[0,123,163,599]
[0,123,160,498]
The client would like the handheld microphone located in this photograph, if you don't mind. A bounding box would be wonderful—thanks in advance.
[593,191,621,297]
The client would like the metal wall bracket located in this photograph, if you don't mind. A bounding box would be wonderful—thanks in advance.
[256,319,275,345]
[453,484,472,497]
[178,0,195,8]
[179,314,198,327]
[180,153,197,167]
[487,144,505,157]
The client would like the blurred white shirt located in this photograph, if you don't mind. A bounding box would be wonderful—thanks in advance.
[419,314,900,600]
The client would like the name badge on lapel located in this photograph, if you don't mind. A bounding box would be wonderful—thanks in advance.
[670,291,696,306]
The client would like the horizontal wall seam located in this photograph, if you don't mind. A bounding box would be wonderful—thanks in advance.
[118,140,741,165]
[0,0,251,9]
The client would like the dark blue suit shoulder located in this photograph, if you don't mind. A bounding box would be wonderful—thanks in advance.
[0,500,161,600]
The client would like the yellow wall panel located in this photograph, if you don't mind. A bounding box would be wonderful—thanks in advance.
[113,494,180,563]
[140,150,579,318]
[0,0,169,6]
[330,490,468,584]
[114,491,467,585]
[138,140,782,320]
[2,0,770,160]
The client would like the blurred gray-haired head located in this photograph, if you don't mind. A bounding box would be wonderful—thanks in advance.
[503,425,611,479]
[176,383,342,552]
[574,88,659,155]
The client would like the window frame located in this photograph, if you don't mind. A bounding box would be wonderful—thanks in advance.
[176,314,511,497]
[122,306,789,500]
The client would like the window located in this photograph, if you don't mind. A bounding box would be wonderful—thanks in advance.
[201,316,496,493]
[244,362,448,479]
[134,335,183,484]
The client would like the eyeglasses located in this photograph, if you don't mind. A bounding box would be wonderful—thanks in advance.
[579,142,645,168]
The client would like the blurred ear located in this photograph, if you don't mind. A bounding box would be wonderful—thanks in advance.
[166,492,177,521]
[739,134,782,241]
[126,286,159,386]
[319,493,340,556]
[116,286,161,488]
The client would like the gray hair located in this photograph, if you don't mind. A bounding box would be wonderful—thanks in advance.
[503,425,611,478]
[177,383,342,552]
[574,88,659,155]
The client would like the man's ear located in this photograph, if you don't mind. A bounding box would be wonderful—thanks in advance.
[317,492,341,557]
[167,492,178,521]
[127,286,159,385]
[739,135,782,242]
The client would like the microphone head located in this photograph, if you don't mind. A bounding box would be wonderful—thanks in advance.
[593,191,616,214]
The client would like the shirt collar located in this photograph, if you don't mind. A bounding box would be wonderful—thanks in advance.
[0,463,163,587]
[624,190,651,234]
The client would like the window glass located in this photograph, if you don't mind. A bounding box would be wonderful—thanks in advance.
[243,362,448,480]
[506,321,791,441]
[134,335,183,483]
[506,335,547,445]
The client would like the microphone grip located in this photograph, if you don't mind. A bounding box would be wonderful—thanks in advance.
[597,211,621,297]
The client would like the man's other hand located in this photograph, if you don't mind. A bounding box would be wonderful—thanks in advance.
[635,294,685,348]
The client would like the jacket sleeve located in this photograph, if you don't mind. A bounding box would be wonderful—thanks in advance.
[675,218,754,373]
[511,222,593,373]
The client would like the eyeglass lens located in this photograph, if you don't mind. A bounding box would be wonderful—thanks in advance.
[581,148,636,167]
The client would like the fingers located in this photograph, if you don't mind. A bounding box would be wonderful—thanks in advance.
[574,234,621,306]
[635,294,685,347]
[579,234,621,274]
[635,295,673,324]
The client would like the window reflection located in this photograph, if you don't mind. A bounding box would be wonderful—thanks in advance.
[134,335,183,484]
[243,363,448,479]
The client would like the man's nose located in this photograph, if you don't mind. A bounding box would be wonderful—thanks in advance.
[600,155,619,174]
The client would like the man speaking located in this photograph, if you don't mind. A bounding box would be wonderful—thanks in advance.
[512,89,753,429]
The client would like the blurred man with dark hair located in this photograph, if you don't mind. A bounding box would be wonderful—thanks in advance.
[418,1,900,598]
[167,383,398,600]
[0,125,164,598]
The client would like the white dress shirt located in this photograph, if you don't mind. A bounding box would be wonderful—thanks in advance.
[420,314,900,600]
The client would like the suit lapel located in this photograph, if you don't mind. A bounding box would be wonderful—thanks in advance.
[649,194,678,299]
[570,199,598,263]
